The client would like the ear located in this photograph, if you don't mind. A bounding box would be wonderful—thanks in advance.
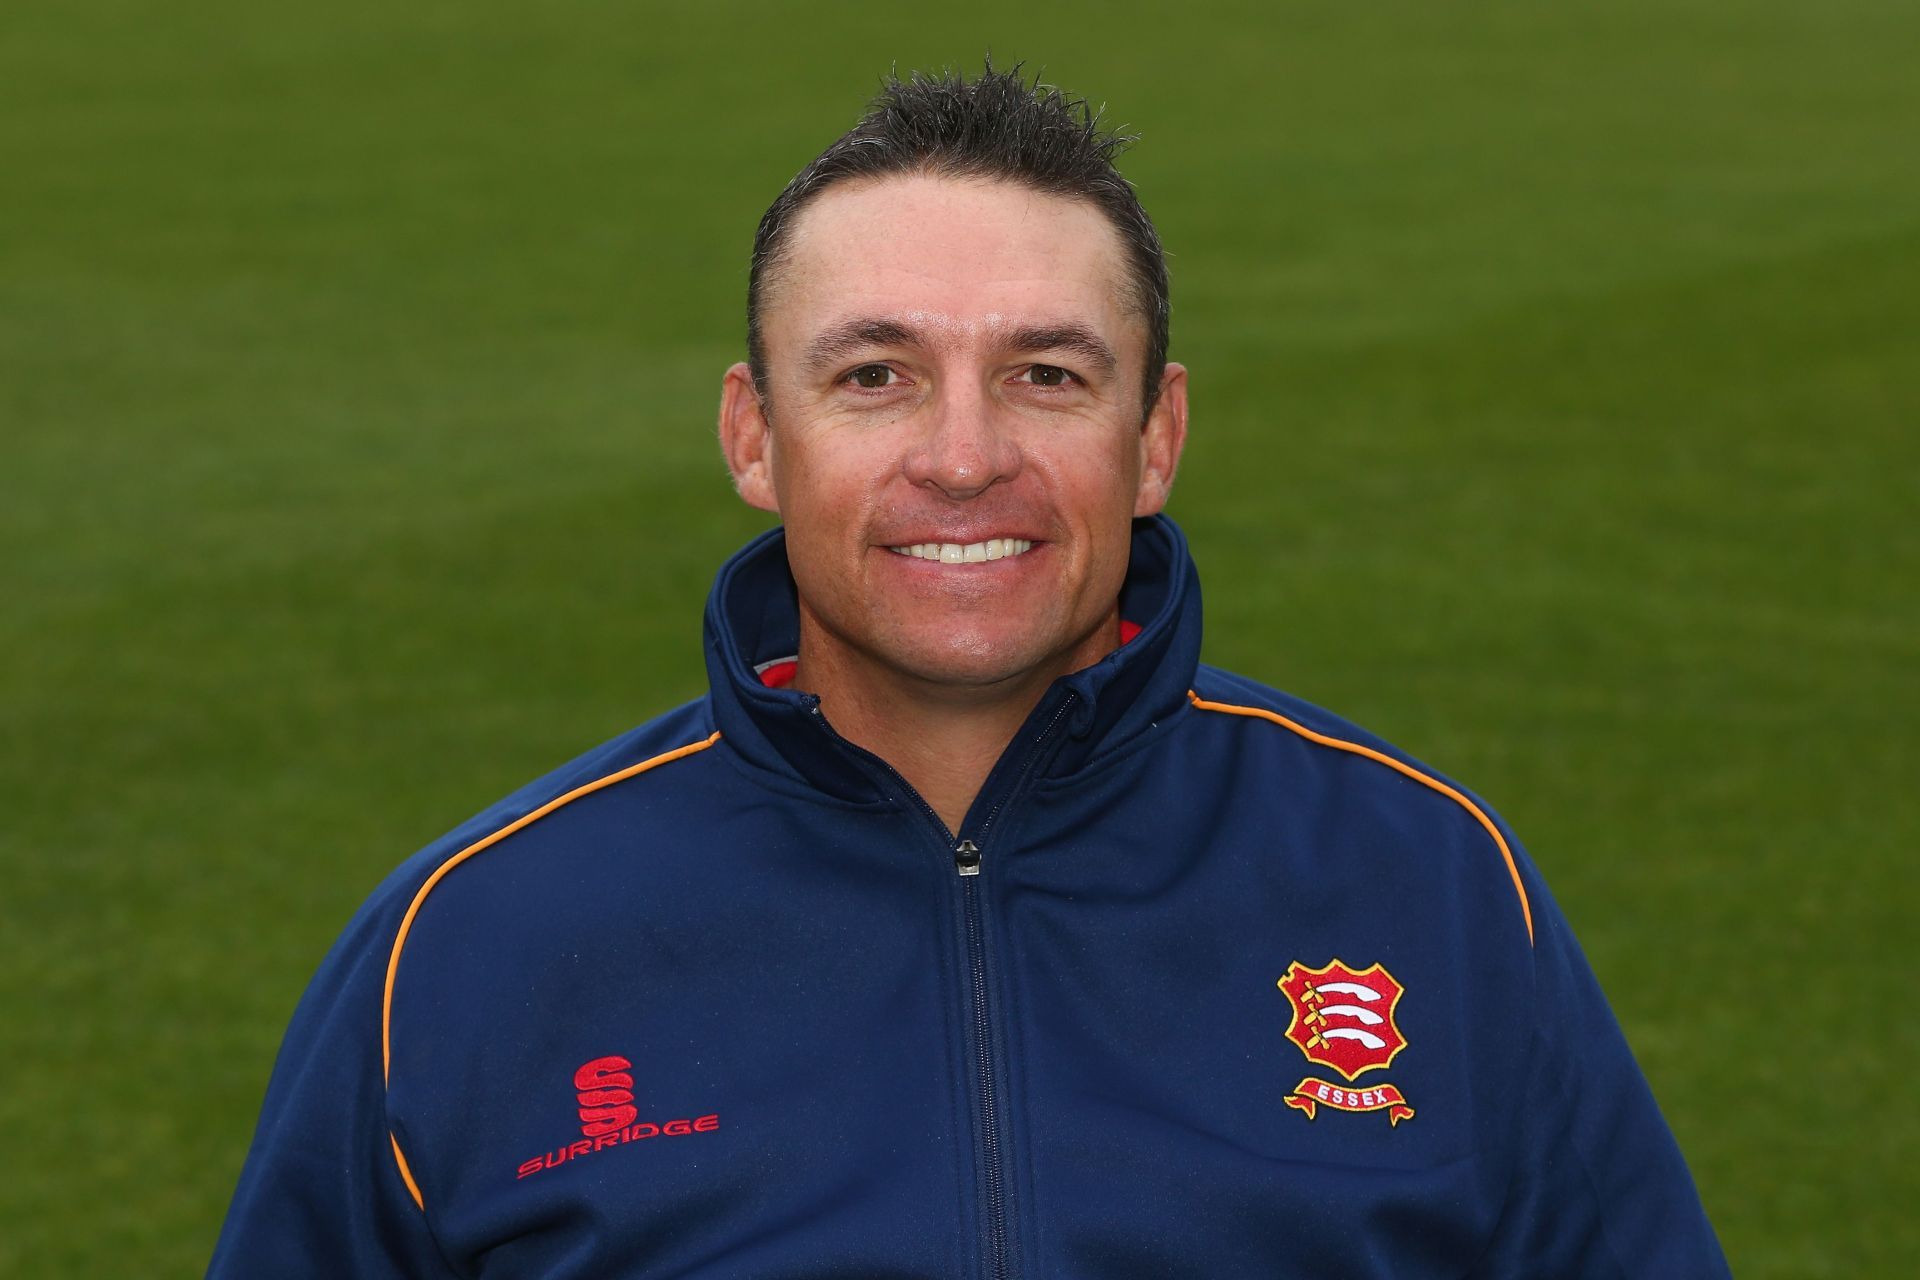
[1133,362,1189,517]
[718,362,779,513]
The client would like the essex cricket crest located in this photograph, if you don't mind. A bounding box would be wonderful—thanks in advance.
[1277,959,1415,1126]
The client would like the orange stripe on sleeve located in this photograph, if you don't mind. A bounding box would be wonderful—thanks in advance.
[380,730,721,1209]
[390,1133,425,1211]
[1187,693,1534,944]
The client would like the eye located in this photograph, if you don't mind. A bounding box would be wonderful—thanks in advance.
[1020,364,1075,388]
[845,364,896,389]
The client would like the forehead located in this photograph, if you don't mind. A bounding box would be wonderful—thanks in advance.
[768,174,1137,352]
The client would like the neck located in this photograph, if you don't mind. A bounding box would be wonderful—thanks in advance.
[793,614,1119,836]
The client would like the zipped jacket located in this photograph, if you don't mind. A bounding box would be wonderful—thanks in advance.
[210,516,1730,1278]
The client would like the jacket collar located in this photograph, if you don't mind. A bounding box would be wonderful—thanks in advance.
[703,515,1203,804]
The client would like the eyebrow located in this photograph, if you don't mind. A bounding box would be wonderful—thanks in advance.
[1002,324,1119,379]
[800,317,1119,380]
[802,318,922,373]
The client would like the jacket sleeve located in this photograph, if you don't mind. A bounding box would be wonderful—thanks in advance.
[208,887,457,1279]
[1469,866,1731,1279]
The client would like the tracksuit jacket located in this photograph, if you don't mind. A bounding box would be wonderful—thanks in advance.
[210,515,1731,1278]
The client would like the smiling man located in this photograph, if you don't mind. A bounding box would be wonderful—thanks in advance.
[718,168,1185,835]
[212,67,1728,1278]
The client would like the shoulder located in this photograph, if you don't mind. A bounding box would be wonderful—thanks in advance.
[337,698,728,1051]
[1185,665,1536,947]
[366,696,732,1094]
[1189,665,1437,767]
[361,698,722,916]
[368,698,731,953]
[295,699,725,983]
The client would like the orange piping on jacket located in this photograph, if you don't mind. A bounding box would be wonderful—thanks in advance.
[1187,693,1533,944]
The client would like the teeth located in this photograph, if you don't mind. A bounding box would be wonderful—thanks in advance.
[887,538,1034,562]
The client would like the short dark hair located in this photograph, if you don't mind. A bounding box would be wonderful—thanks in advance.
[747,63,1171,417]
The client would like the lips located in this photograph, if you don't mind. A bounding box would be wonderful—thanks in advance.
[886,538,1036,563]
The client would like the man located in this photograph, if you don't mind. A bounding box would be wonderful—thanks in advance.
[212,67,1729,1277]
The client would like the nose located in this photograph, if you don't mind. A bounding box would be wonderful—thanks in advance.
[902,381,1022,499]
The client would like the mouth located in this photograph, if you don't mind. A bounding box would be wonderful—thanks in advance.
[885,537,1036,564]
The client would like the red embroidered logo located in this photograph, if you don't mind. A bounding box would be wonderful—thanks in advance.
[1277,959,1415,1126]
[575,1055,638,1137]
[515,1054,721,1180]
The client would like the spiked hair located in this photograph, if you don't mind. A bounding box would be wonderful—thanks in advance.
[747,63,1171,416]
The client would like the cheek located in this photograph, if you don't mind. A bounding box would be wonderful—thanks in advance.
[771,432,895,541]
[1046,435,1141,522]
[1048,439,1142,590]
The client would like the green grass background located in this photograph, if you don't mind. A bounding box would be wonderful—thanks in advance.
[4,0,1915,1273]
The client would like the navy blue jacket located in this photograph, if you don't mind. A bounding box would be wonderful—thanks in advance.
[211,516,1729,1278]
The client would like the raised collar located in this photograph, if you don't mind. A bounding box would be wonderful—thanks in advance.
[702,515,1204,804]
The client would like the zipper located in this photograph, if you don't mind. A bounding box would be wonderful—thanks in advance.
[952,692,1077,1280]
[960,866,1007,1278]
[805,690,1080,1280]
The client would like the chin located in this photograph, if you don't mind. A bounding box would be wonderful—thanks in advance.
[880,624,1064,691]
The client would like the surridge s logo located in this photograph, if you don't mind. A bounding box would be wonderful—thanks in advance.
[575,1055,638,1137]
[515,1054,722,1180]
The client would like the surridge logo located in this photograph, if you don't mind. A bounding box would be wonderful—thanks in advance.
[575,1055,638,1137]
[1276,959,1416,1127]
[515,1054,721,1180]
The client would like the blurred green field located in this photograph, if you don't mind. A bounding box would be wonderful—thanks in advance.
[3,0,1915,1274]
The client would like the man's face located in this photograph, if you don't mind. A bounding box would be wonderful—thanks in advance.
[721,174,1186,696]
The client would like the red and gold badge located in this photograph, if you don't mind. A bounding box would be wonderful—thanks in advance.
[1277,959,1414,1126]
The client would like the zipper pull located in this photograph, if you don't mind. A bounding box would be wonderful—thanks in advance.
[955,839,982,877]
